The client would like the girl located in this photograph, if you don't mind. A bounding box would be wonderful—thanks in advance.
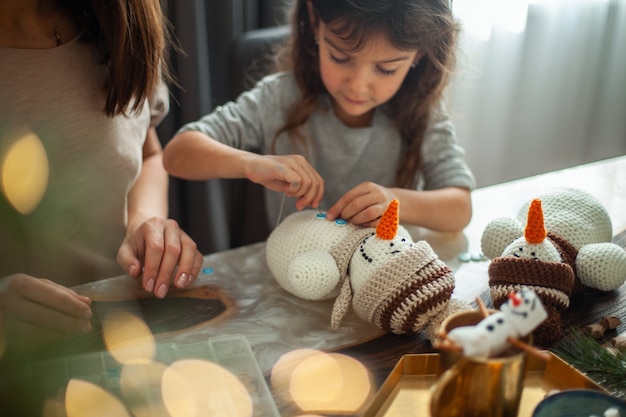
[164,0,475,233]
[0,0,203,352]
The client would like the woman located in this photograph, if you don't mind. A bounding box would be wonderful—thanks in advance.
[0,0,203,353]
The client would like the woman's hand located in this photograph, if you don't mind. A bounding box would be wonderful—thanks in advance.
[326,181,396,227]
[243,154,324,210]
[117,217,204,299]
[0,274,93,351]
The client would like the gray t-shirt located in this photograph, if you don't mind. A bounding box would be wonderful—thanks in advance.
[179,72,474,228]
[0,34,169,286]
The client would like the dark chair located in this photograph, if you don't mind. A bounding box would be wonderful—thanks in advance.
[226,25,290,247]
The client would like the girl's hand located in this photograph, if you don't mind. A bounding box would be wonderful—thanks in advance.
[326,182,396,227]
[243,154,324,210]
[117,217,204,299]
[0,274,93,350]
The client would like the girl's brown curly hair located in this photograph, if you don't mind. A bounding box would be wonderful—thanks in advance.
[273,0,459,188]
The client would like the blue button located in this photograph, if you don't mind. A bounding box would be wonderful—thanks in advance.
[202,267,214,275]
[316,213,327,218]
[458,252,472,262]
[472,252,487,262]
[335,219,347,225]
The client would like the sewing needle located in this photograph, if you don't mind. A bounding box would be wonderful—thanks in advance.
[275,191,287,226]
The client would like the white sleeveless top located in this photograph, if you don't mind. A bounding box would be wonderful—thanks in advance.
[0,34,169,286]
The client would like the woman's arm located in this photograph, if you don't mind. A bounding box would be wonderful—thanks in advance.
[127,127,169,228]
[117,128,203,298]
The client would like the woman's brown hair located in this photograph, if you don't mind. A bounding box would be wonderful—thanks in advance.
[62,0,174,117]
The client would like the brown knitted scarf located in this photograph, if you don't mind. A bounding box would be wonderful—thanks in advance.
[488,255,576,347]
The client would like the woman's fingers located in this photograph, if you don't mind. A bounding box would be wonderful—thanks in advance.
[0,275,93,350]
[119,218,203,298]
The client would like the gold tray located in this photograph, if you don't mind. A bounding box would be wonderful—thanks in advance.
[362,352,605,417]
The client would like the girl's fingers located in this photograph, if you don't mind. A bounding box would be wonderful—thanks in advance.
[286,161,324,209]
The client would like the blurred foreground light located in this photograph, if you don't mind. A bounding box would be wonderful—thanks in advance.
[0,127,49,214]
[120,359,169,417]
[161,359,253,417]
[65,379,131,417]
[102,310,156,364]
[272,349,373,415]
[271,348,319,403]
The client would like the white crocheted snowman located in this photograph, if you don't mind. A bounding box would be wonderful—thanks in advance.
[265,200,468,336]
[481,187,626,346]
[482,187,626,292]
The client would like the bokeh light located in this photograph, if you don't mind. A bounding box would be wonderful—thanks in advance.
[271,348,319,403]
[102,310,156,364]
[161,359,253,417]
[120,359,169,417]
[0,127,49,214]
[65,379,131,417]
[272,349,373,415]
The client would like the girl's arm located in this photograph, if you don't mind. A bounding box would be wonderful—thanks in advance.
[117,128,203,299]
[163,130,260,180]
[391,186,472,232]
[163,130,325,210]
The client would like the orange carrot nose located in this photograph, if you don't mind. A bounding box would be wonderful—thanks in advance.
[508,291,522,307]
[525,199,546,244]
[376,199,399,240]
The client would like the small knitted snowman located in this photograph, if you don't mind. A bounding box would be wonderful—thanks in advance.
[481,188,626,346]
[265,199,469,336]
[445,286,547,358]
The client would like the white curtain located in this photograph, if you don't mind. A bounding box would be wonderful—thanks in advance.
[448,0,626,187]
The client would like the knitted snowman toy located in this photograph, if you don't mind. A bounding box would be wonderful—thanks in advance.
[265,199,469,337]
[481,188,626,346]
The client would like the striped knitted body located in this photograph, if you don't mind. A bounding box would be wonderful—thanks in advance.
[266,200,461,336]
[350,241,455,334]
